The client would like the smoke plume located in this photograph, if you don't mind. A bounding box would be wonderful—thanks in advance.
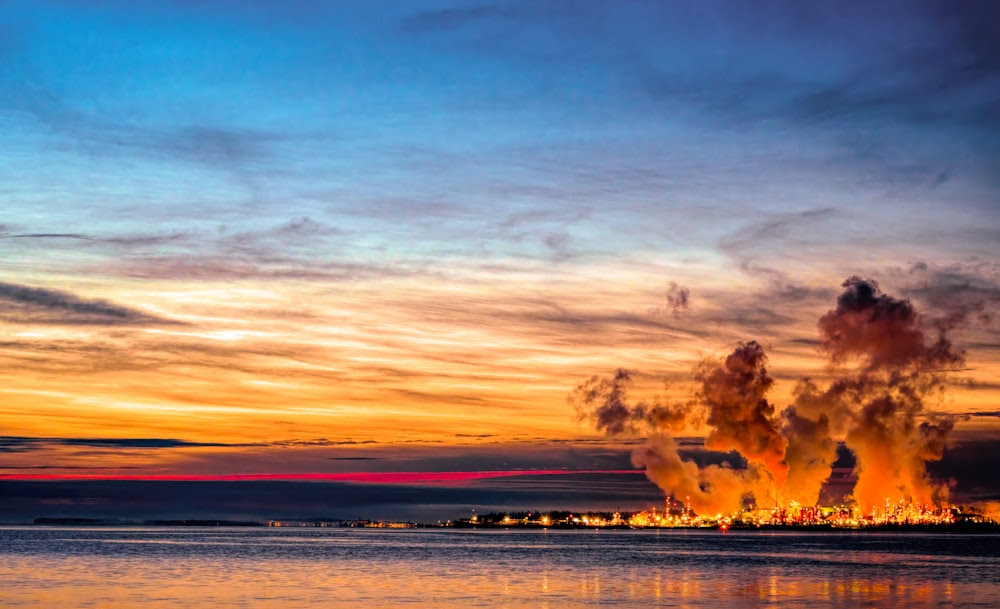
[696,341,788,489]
[780,405,837,507]
[633,436,747,516]
[819,276,963,373]
[572,369,692,436]
[573,276,967,514]
[817,277,963,511]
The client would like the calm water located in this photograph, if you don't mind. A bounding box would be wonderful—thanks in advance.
[1,527,998,608]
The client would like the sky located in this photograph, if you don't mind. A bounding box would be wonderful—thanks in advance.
[1,0,999,521]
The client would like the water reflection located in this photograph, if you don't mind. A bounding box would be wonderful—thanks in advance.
[1,528,996,608]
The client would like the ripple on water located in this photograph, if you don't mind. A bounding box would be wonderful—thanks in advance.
[1,528,998,608]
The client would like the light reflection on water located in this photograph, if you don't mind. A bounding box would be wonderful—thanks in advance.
[1,527,998,608]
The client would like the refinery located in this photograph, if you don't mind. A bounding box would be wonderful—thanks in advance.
[33,497,996,530]
[452,498,999,531]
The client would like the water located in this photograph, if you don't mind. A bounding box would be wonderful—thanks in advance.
[1,527,998,608]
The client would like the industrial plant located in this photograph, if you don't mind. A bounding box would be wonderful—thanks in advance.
[452,498,998,531]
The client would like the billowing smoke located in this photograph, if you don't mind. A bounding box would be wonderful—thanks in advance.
[572,369,692,437]
[571,343,779,513]
[817,277,963,511]
[634,436,748,516]
[780,405,837,507]
[572,369,635,436]
[695,341,788,489]
[573,276,966,514]
[819,276,962,374]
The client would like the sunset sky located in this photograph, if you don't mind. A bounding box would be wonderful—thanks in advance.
[1,1,998,519]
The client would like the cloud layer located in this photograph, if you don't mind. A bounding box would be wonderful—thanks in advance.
[0,1,996,507]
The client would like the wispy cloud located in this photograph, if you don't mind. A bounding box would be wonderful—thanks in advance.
[0,436,236,453]
[0,282,180,325]
[0,233,94,241]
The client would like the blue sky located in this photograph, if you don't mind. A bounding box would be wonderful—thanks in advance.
[4,0,996,270]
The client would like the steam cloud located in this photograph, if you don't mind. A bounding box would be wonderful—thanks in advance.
[573,277,966,513]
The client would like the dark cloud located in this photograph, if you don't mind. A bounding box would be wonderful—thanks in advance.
[0,436,236,453]
[0,282,179,326]
[0,228,190,249]
[665,282,689,315]
[903,262,1000,329]
[789,337,822,346]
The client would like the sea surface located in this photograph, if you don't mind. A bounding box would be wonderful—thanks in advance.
[1,527,998,608]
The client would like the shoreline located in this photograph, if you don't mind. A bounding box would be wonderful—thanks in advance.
[12,517,1000,533]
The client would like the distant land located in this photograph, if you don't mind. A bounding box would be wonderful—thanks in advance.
[28,505,1000,533]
